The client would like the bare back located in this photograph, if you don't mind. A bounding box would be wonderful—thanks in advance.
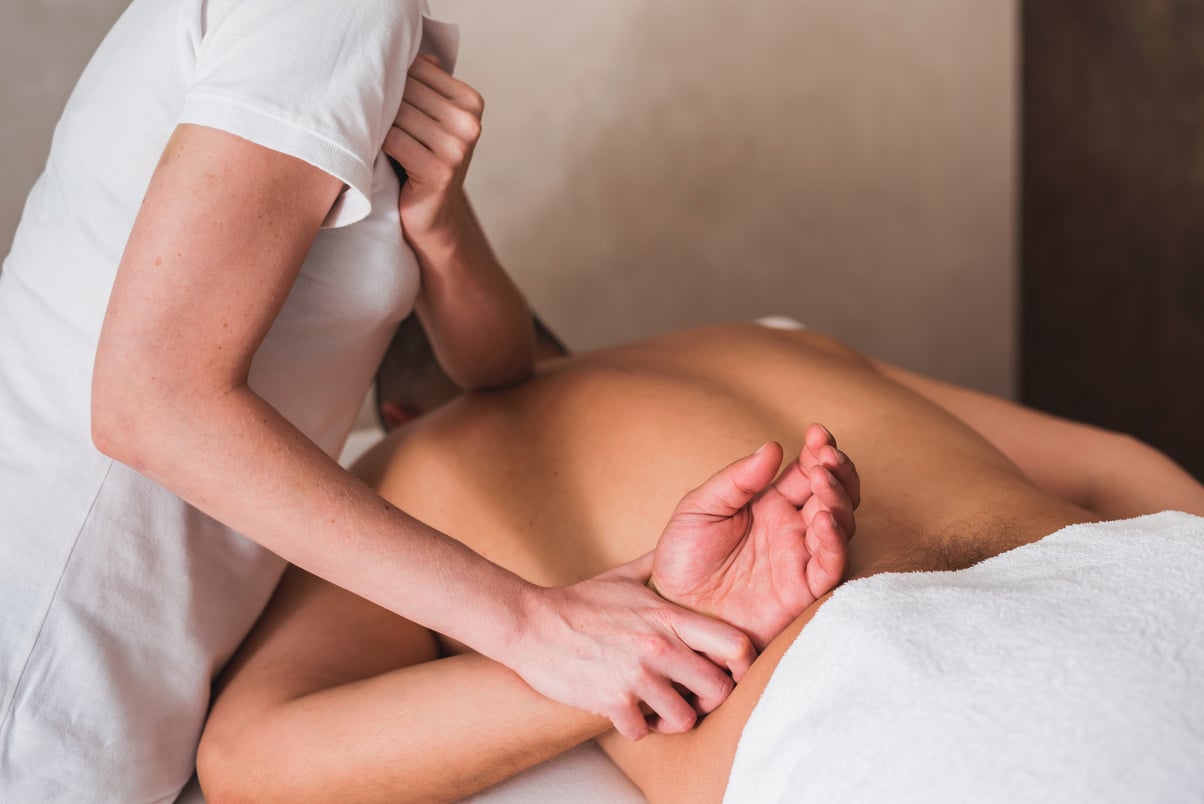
[360,324,1088,585]
[354,324,1094,802]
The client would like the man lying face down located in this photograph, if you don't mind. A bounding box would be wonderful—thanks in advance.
[198,317,1204,803]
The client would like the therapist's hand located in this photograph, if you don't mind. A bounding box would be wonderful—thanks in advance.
[384,54,482,245]
[381,57,533,393]
[510,562,756,741]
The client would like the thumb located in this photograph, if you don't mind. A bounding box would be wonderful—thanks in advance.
[609,550,655,583]
[676,442,783,519]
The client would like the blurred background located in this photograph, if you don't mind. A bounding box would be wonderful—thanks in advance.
[0,0,1018,394]
[2,1,1200,474]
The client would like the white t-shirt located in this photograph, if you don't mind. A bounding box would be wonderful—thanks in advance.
[0,0,443,798]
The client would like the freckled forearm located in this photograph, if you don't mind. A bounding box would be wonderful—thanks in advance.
[94,381,530,651]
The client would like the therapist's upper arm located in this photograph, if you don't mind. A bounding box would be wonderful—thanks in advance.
[93,124,344,430]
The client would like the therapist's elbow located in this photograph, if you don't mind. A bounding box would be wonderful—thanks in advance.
[91,379,137,464]
[454,353,534,393]
[89,360,170,469]
[448,329,536,392]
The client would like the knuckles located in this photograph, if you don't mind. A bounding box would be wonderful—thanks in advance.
[443,110,481,148]
[711,673,736,701]
[459,88,485,118]
[663,709,698,734]
[443,138,471,164]
[603,696,648,741]
[457,114,482,145]
[636,633,672,661]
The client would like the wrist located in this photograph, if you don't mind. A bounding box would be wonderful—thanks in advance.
[403,193,474,259]
[472,573,542,664]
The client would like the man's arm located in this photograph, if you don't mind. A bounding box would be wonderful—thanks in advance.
[199,438,856,802]
[198,568,610,803]
[871,360,1204,518]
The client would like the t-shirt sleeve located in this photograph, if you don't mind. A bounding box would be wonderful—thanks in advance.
[178,0,423,228]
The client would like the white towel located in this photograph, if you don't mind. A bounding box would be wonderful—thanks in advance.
[723,511,1204,803]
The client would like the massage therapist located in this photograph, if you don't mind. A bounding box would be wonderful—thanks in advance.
[0,2,753,798]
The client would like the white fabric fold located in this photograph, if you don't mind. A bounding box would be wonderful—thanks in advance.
[464,743,646,804]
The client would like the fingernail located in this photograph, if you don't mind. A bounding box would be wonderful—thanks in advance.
[824,468,838,485]
[754,442,768,456]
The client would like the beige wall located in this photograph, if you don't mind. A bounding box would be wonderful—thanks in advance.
[1,0,1017,395]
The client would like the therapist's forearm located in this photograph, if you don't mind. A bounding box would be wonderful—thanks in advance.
[92,385,528,654]
[410,195,534,390]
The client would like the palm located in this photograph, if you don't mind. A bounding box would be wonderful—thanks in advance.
[654,489,815,650]
[652,429,857,651]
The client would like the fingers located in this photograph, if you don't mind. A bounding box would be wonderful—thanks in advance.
[804,510,849,598]
[384,55,483,187]
[637,626,743,736]
[382,123,438,176]
[401,79,483,142]
[608,629,741,739]
[823,444,861,508]
[609,550,654,583]
[617,552,754,686]
[407,54,485,117]
[384,104,472,194]
[671,609,757,684]
[676,441,783,519]
[641,683,699,736]
[398,55,483,149]
[527,569,754,743]
[609,555,748,728]
[394,101,475,162]
[796,423,860,507]
[611,704,652,742]
[771,453,812,508]
[803,464,856,536]
[778,424,860,519]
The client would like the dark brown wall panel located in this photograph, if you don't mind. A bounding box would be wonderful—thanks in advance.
[1022,1,1204,479]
